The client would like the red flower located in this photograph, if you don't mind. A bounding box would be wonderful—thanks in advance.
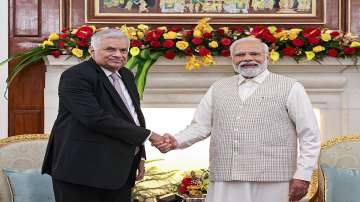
[220,49,230,57]
[199,47,210,56]
[78,39,88,47]
[145,31,162,42]
[51,50,61,58]
[58,41,65,48]
[163,39,175,48]
[330,31,340,37]
[178,186,187,194]
[302,28,321,38]
[308,37,320,45]
[327,49,338,57]
[220,38,232,46]
[344,47,356,55]
[263,33,276,43]
[282,47,296,56]
[130,40,142,47]
[292,38,304,47]
[59,33,68,39]
[169,27,180,32]
[75,26,94,39]
[216,29,225,35]
[184,48,193,56]
[164,51,176,60]
[184,30,193,37]
[203,32,212,39]
[61,28,69,33]
[181,177,192,187]
[150,41,161,48]
[251,26,267,37]
[230,26,244,33]
[276,28,284,33]
[191,38,203,45]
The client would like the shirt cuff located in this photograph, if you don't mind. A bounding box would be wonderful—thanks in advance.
[143,131,152,144]
[140,158,146,161]
[293,168,315,182]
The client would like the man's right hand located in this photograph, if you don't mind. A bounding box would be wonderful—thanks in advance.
[148,131,164,146]
[152,133,178,153]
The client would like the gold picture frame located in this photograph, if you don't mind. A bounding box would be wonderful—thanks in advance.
[84,0,325,25]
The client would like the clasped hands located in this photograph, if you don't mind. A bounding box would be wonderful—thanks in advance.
[149,132,178,153]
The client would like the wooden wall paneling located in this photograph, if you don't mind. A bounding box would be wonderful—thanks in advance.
[14,0,39,36]
[8,0,60,136]
[12,109,42,135]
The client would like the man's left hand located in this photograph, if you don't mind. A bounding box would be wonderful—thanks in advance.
[136,160,145,181]
[289,179,310,202]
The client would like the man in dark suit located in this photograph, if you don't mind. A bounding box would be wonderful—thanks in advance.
[42,29,164,202]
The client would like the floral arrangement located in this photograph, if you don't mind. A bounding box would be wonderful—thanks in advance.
[177,169,209,198]
[1,18,360,98]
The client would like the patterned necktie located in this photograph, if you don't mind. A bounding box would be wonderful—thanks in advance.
[109,73,131,111]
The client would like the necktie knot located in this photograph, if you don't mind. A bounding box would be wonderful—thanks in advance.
[110,73,120,82]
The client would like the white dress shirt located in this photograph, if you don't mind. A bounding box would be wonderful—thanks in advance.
[175,69,321,182]
[101,67,150,157]
[101,67,140,126]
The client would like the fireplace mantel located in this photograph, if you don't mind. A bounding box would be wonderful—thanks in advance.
[44,56,360,139]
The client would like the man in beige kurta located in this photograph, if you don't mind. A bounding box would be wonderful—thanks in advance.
[153,37,321,202]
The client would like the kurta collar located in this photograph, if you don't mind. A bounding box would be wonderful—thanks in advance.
[238,69,270,85]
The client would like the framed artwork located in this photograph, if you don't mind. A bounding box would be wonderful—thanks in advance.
[84,0,325,25]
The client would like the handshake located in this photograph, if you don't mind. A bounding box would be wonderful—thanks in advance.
[149,132,178,153]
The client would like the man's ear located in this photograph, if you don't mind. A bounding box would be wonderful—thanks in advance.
[88,46,95,57]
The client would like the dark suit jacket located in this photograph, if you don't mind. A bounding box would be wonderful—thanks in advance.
[42,58,151,190]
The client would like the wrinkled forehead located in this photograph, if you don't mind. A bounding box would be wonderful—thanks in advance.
[233,41,264,53]
[97,37,129,48]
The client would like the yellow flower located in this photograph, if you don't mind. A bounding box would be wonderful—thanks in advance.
[321,33,331,42]
[203,26,213,34]
[274,31,288,40]
[270,50,280,61]
[313,45,325,53]
[268,26,277,34]
[48,33,59,41]
[186,56,201,71]
[193,29,202,38]
[137,31,144,39]
[129,47,140,56]
[219,27,229,34]
[176,41,189,50]
[202,55,215,66]
[289,28,302,40]
[157,26,167,32]
[290,28,302,34]
[42,40,54,47]
[305,51,315,60]
[163,31,177,39]
[137,24,149,31]
[71,48,83,58]
[71,29,78,34]
[350,41,360,48]
[89,25,97,32]
[208,41,218,48]
[289,32,298,40]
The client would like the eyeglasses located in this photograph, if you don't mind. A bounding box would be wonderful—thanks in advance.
[102,47,128,55]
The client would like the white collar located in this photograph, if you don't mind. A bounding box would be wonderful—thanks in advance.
[238,69,270,85]
[100,67,120,78]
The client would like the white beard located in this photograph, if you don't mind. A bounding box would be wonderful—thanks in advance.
[233,59,268,78]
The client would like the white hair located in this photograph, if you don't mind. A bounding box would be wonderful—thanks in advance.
[90,29,130,50]
[230,37,269,57]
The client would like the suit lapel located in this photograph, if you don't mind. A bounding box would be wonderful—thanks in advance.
[98,70,135,123]
[119,69,146,127]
